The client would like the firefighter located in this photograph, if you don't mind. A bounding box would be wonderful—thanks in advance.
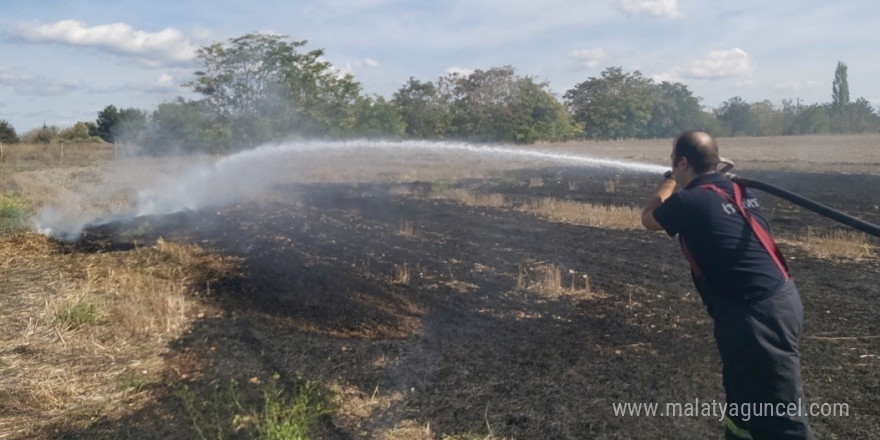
[641,131,812,439]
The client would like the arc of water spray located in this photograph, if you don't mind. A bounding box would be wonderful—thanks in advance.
[33,140,668,240]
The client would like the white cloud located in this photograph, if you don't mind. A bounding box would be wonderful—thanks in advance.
[568,48,606,68]
[156,73,175,88]
[339,57,381,75]
[445,66,474,77]
[650,71,681,83]
[620,0,681,18]
[690,48,753,78]
[655,48,754,82]
[12,20,198,66]
[0,65,81,96]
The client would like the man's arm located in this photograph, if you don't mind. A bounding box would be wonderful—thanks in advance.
[641,176,677,231]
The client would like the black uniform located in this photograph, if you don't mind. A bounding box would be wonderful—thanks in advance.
[653,173,812,440]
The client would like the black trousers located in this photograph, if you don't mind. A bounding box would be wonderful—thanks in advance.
[714,280,813,440]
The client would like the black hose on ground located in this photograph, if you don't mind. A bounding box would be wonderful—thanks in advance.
[728,174,880,239]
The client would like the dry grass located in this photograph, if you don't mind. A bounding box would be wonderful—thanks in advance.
[0,233,240,438]
[0,142,115,170]
[428,187,641,230]
[781,227,877,261]
[567,269,592,293]
[393,264,411,285]
[396,219,415,237]
[329,381,413,440]
[431,188,506,208]
[604,175,620,193]
[517,262,592,298]
[518,198,642,230]
[518,262,561,295]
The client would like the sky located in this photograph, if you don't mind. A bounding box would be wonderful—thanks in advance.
[1,0,878,132]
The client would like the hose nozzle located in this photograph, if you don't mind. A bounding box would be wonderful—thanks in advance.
[718,157,735,173]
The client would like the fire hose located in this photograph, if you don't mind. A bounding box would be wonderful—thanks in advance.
[715,157,880,239]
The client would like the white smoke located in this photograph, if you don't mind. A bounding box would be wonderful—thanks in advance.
[32,140,668,240]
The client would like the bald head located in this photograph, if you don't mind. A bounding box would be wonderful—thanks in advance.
[673,130,719,174]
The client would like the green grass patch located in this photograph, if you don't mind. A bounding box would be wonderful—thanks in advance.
[57,299,102,328]
[178,373,333,440]
[117,372,157,393]
[256,375,330,440]
[427,180,456,196]
[0,193,31,233]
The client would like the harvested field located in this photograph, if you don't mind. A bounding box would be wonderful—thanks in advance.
[1,135,879,439]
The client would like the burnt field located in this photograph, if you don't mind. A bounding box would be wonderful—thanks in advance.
[2,137,880,439]
[58,169,880,437]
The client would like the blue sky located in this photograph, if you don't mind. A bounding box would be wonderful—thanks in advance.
[1,0,878,132]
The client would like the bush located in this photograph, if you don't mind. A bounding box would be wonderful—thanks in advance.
[0,119,19,144]
[59,122,103,143]
[21,124,60,144]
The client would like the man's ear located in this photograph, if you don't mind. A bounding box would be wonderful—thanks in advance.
[676,156,689,171]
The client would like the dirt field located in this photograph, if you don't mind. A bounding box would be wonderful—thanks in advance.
[2,136,879,439]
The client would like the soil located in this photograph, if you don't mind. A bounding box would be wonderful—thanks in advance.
[50,166,880,439]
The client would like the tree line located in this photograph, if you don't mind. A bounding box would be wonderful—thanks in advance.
[1,35,877,153]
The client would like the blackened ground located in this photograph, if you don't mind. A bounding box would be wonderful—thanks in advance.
[54,167,879,439]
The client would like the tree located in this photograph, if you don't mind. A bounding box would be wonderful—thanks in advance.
[508,75,580,142]
[842,98,880,133]
[439,66,577,142]
[789,103,831,135]
[146,98,232,154]
[349,95,405,138]
[0,119,19,144]
[392,78,452,139]
[645,82,706,138]
[715,96,758,136]
[96,105,120,142]
[750,100,785,136]
[97,106,147,144]
[187,33,366,145]
[442,66,520,141]
[303,71,363,138]
[832,61,850,110]
[780,99,801,135]
[564,67,656,139]
[191,34,304,118]
[117,108,148,144]
[565,67,712,139]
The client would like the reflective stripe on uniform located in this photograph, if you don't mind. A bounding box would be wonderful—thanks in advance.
[724,416,754,440]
